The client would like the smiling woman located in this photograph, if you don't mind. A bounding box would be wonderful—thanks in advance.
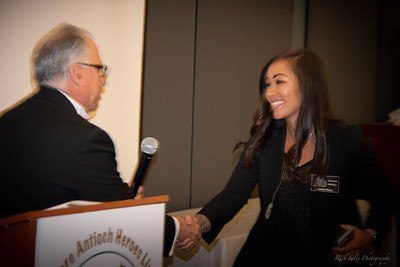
[264,60,302,126]
[193,49,394,266]
[248,49,331,174]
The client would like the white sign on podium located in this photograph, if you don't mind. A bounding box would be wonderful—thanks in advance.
[35,202,165,267]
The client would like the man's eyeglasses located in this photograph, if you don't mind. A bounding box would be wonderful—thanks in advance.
[77,62,108,77]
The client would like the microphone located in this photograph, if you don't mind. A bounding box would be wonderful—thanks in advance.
[131,137,160,197]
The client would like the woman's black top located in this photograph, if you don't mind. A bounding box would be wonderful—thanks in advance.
[271,160,318,264]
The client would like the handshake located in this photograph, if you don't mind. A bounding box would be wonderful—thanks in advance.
[174,215,202,251]
[135,188,205,252]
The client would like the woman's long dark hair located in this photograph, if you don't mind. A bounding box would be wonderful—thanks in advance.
[238,49,332,178]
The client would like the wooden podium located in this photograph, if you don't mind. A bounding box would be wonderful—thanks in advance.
[0,195,169,267]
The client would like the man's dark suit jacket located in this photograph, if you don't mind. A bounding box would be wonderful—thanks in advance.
[0,86,175,256]
[198,120,392,264]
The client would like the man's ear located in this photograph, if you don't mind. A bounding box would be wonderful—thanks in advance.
[67,64,82,85]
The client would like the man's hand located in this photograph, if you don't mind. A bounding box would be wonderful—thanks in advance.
[134,186,144,199]
[175,215,201,251]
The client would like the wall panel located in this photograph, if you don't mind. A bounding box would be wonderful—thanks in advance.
[141,0,197,211]
[307,0,380,124]
[191,0,293,208]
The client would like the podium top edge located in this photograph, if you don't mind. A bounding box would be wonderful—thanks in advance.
[0,195,169,227]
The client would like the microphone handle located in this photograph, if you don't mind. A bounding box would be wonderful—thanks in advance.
[131,152,153,197]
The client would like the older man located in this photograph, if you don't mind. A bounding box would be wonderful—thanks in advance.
[0,23,199,255]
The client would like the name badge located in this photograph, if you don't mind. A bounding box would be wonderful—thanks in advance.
[310,174,340,193]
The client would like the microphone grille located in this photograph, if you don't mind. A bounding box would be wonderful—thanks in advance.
[141,137,159,155]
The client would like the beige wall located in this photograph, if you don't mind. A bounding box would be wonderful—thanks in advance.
[0,0,146,182]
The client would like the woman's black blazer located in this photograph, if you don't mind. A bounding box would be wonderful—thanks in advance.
[198,120,392,248]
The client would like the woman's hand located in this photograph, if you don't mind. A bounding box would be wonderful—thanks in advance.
[332,224,374,255]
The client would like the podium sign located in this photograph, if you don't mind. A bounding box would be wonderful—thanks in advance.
[36,203,164,267]
[0,196,169,267]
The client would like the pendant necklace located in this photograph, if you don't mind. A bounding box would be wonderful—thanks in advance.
[265,176,286,220]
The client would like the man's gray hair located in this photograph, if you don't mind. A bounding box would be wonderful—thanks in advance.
[31,23,91,86]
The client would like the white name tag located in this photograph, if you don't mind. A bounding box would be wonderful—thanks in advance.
[310,174,340,193]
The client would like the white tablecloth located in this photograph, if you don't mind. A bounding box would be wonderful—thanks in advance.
[164,198,260,267]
